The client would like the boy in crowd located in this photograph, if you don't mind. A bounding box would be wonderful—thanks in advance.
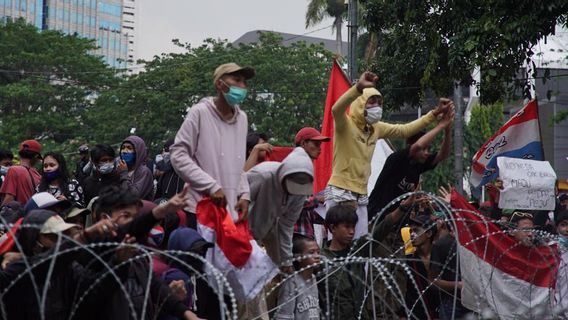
[0,140,43,206]
[400,215,439,319]
[319,196,414,319]
[83,144,128,204]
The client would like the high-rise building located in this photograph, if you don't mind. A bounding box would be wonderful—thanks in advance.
[0,0,135,70]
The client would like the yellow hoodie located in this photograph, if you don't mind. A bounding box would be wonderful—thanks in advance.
[328,85,437,195]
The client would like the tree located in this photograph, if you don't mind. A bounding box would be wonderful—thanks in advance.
[91,32,333,155]
[0,18,117,155]
[306,0,346,55]
[360,0,568,108]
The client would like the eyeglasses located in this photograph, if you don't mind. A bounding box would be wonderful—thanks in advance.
[510,211,533,223]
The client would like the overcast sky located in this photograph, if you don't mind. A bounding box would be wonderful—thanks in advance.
[137,0,346,60]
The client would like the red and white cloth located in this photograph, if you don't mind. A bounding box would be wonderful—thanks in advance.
[196,198,277,302]
[451,190,560,318]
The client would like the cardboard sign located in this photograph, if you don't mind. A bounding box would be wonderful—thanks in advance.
[497,157,556,210]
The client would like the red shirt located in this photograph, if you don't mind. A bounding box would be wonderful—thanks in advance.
[0,165,41,205]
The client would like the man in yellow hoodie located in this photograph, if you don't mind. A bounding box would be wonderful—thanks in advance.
[325,71,453,238]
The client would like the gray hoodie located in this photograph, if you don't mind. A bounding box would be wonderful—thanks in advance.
[121,135,154,200]
[247,147,314,265]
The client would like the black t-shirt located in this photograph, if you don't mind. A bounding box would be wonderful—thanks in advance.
[368,148,437,220]
[430,234,460,300]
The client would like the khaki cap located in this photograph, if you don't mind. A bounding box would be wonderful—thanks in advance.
[212,63,255,85]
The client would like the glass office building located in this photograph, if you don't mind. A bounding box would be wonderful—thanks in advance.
[0,0,133,69]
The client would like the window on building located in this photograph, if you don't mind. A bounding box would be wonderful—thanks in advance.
[99,2,121,16]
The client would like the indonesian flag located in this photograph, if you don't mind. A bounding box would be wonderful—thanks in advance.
[196,198,278,302]
[470,100,543,194]
[313,59,351,193]
[451,190,560,318]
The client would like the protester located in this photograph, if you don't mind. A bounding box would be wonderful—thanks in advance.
[292,127,329,240]
[74,144,91,186]
[319,198,412,320]
[83,185,201,320]
[325,71,452,238]
[368,108,454,219]
[0,148,14,192]
[0,139,43,206]
[0,209,121,320]
[155,138,185,201]
[244,132,272,171]
[170,62,254,225]
[401,214,439,319]
[509,211,536,247]
[247,147,314,271]
[429,194,470,319]
[83,144,130,204]
[119,135,154,200]
[158,227,213,320]
[274,235,321,320]
[37,152,85,208]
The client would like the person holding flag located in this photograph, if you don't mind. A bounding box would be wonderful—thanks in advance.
[325,71,453,238]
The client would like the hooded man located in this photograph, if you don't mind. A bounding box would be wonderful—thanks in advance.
[247,147,314,272]
[171,62,255,224]
[326,71,452,238]
[119,135,154,200]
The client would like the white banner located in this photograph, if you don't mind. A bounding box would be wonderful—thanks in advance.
[497,157,556,210]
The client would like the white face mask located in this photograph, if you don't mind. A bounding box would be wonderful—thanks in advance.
[365,105,383,124]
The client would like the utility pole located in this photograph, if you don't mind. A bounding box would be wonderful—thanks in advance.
[347,0,358,82]
[454,82,464,194]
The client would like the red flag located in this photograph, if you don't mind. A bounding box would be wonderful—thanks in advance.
[313,60,351,193]
[264,146,294,162]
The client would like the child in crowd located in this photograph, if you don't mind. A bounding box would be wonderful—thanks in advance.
[274,235,321,320]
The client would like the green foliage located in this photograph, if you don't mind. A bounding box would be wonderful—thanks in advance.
[421,103,504,193]
[553,109,568,124]
[360,0,568,108]
[1,20,333,160]
[90,32,333,154]
[0,18,117,156]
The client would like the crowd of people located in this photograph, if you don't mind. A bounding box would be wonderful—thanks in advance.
[0,62,567,320]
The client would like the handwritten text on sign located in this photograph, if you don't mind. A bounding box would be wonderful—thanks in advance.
[497,157,556,210]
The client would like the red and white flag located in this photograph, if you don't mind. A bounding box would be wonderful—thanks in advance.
[470,100,543,193]
[451,190,560,318]
[196,198,278,302]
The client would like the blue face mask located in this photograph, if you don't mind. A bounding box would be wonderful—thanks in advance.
[221,81,247,106]
[44,170,60,181]
[121,152,136,167]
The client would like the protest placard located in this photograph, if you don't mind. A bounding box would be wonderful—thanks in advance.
[497,157,556,210]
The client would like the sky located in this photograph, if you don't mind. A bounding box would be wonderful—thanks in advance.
[137,0,346,60]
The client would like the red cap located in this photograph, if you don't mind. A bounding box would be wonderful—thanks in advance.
[294,127,330,145]
[19,140,43,155]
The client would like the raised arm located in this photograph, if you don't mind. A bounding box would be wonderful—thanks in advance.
[376,98,453,140]
[410,103,455,162]
[433,109,454,164]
